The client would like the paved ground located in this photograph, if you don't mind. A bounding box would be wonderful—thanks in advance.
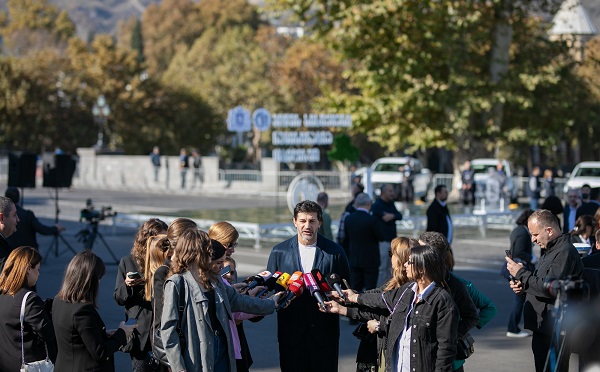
[10,185,582,371]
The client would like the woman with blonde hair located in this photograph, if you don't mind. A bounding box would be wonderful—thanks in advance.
[161,228,279,372]
[114,217,167,371]
[352,237,419,372]
[0,246,57,371]
[209,221,239,257]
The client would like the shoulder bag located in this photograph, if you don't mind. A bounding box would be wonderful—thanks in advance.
[20,291,54,372]
[456,333,475,360]
[151,275,186,367]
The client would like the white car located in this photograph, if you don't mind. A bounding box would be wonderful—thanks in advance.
[564,161,600,193]
[370,157,432,200]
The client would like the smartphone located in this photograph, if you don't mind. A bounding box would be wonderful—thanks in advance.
[220,266,231,277]
[127,272,142,280]
[125,318,137,326]
[505,250,512,258]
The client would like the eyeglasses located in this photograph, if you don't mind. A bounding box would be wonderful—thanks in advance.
[228,242,238,250]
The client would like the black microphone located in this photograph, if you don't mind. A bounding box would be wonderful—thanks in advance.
[255,271,282,297]
[243,271,272,293]
[326,273,347,302]
[276,277,304,311]
[311,269,332,297]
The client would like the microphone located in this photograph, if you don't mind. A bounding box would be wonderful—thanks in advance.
[304,272,326,311]
[243,271,272,292]
[326,273,347,302]
[255,271,282,297]
[287,271,303,285]
[272,272,291,293]
[277,277,304,310]
[311,269,332,293]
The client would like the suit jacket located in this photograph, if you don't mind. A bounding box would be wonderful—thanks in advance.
[8,205,58,249]
[344,210,384,269]
[577,201,600,220]
[266,234,350,371]
[0,234,12,272]
[563,205,579,233]
[426,199,451,239]
[114,255,152,355]
[0,288,57,371]
[52,298,127,372]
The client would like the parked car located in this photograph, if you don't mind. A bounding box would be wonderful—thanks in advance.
[564,161,600,193]
[470,158,519,203]
[370,157,432,201]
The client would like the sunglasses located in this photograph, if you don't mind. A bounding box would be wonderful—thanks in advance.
[406,260,414,265]
[228,242,238,249]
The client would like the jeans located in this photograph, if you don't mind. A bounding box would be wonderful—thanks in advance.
[507,292,526,333]
[214,332,230,372]
[376,241,391,287]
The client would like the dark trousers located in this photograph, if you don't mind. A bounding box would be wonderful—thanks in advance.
[532,331,570,372]
[507,293,526,333]
[350,267,379,292]
[279,332,338,372]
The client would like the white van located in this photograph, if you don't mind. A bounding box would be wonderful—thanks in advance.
[370,157,432,200]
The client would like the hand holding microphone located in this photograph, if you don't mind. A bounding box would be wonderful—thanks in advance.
[304,272,327,311]
[326,273,348,302]
[241,271,272,294]
[320,300,348,316]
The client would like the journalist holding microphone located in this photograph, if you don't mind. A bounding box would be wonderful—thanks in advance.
[324,245,459,372]
[160,228,280,372]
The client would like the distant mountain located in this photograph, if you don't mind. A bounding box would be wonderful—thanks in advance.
[0,0,597,42]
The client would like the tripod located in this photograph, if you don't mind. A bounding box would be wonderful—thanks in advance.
[75,219,119,265]
[43,188,77,263]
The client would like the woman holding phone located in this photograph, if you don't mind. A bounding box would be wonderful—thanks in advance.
[114,218,168,371]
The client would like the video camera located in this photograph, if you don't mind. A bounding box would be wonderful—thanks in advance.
[80,199,117,224]
[543,276,590,302]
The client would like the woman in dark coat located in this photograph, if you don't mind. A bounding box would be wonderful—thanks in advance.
[114,218,167,371]
[53,250,137,372]
[0,246,57,371]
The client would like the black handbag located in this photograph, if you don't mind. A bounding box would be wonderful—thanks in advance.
[456,333,475,360]
[352,322,375,342]
[120,307,143,353]
[152,276,186,367]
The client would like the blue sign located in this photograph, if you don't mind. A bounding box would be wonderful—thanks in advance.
[252,108,272,132]
[227,106,251,132]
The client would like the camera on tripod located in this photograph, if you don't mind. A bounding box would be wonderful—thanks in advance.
[80,199,117,224]
[543,275,590,302]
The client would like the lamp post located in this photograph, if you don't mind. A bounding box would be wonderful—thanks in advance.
[92,95,111,150]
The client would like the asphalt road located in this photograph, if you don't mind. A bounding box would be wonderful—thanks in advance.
[8,185,583,371]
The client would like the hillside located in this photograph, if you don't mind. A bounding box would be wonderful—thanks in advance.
[0,0,598,43]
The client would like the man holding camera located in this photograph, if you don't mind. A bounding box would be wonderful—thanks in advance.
[506,209,583,372]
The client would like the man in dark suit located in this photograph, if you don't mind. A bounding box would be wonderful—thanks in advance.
[5,187,64,249]
[266,200,350,372]
[427,185,453,244]
[577,187,600,220]
[563,188,581,233]
[344,193,384,292]
[0,196,19,271]
[583,230,600,269]
[371,184,402,286]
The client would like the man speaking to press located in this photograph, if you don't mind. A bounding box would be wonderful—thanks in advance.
[267,200,350,372]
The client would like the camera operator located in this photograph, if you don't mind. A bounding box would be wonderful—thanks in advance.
[5,187,64,250]
[506,209,583,372]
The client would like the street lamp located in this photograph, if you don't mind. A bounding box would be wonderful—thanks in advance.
[92,95,111,150]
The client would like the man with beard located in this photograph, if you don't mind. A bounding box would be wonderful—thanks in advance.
[267,200,350,372]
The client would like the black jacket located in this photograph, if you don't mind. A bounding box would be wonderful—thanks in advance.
[114,255,152,356]
[266,234,350,372]
[344,209,385,269]
[515,234,583,334]
[371,198,402,242]
[0,234,12,272]
[52,298,127,372]
[426,199,452,240]
[576,201,600,220]
[0,288,57,371]
[359,282,459,372]
[8,205,58,249]
[510,225,533,265]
